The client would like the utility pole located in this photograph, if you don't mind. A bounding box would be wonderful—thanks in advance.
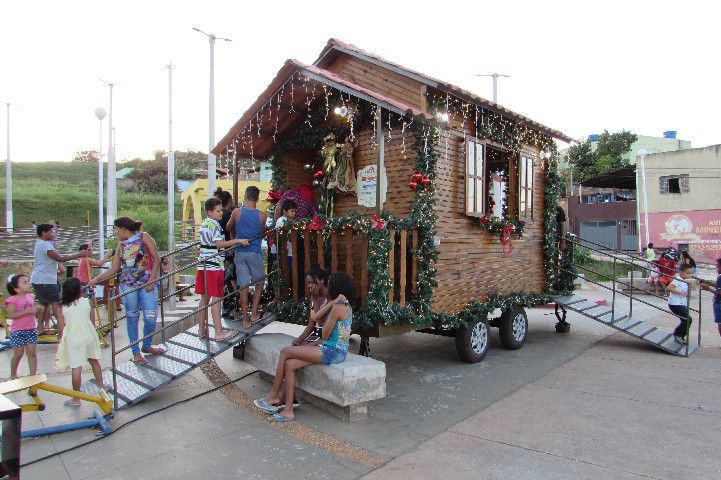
[167,60,176,309]
[95,107,107,254]
[4,103,13,230]
[101,80,117,228]
[476,73,510,103]
[193,27,232,195]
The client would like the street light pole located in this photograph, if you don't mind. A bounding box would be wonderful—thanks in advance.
[193,27,231,195]
[101,80,117,229]
[476,73,511,103]
[166,60,176,310]
[4,103,12,230]
[95,108,107,255]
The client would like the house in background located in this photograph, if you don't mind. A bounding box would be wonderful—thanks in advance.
[637,144,721,264]
[567,165,638,251]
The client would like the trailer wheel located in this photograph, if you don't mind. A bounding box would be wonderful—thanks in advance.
[499,306,527,350]
[455,317,490,363]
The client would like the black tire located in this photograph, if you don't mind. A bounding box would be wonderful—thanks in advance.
[498,306,528,350]
[455,317,490,363]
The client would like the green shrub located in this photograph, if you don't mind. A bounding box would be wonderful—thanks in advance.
[118,205,169,251]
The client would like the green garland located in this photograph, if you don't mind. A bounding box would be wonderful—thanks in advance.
[471,215,525,237]
[444,291,550,327]
[543,152,575,293]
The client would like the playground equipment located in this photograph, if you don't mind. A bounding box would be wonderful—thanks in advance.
[0,374,113,439]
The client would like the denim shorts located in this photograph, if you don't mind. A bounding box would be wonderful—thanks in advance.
[714,302,721,324]
[32,283,60,305]
[234,252,264,288]
[320,345,347,365]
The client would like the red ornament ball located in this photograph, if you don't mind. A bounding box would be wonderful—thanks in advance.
[480,216,489,224]
[313,170,325,179]
[412,172,423,182]
[420,176,431,187]
[409,181,418,190]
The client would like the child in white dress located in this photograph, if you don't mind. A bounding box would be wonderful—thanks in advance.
[56,277,104,407]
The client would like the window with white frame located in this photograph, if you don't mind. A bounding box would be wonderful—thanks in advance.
[466,139,485,216]
[519,156,534,219]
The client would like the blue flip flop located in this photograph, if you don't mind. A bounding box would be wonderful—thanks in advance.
[270,413,293,423]
[254,398,279,413]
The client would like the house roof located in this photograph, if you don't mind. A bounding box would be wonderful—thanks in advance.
[213,40,574,157]
[211,59,428,157]
[580,165,637,190]
[315,39,575,144]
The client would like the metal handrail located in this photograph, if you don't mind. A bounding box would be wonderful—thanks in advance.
[114,270,276,355]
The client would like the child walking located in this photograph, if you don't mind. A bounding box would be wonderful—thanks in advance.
[667,264,694,344]
[197,197,249,340]
[56,278,104,407]
[5,274,40,379]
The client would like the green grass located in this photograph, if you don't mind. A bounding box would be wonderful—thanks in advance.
[0,162,181,249]
[576,255,635,283]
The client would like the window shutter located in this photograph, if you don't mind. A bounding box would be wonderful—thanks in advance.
[680,175,690,193]
[659,177,669,195]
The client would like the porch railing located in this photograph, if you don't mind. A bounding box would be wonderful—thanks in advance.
[277,226,420,307]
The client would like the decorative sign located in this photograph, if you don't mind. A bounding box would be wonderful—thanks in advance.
[357,164,387,208]
[644,210,721,264]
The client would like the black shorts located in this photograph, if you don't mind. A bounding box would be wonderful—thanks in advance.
[32,283,61,305]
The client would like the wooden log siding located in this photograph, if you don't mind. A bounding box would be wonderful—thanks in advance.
[275,226,418,310]
[432,126,546,315]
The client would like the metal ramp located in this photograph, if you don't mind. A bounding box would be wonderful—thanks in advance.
[550,294,697,357]
[81,314,277,409]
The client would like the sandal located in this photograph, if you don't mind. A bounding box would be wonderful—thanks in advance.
[269,412,293,423]
[132,356,147,365]
[254,398,280,414]
[141,346,165,356]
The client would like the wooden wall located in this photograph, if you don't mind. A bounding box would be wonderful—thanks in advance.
[326,55,424,111]
[432,126,546,315]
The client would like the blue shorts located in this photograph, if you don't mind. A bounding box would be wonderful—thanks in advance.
[234,252,264,288]
[10,329,38,347]
[320,345,347,365]
[714,302,721,324]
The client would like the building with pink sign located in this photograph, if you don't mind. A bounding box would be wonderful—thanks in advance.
[637,144,721,264]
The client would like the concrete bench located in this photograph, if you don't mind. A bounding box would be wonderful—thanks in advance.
[243,333,386,421]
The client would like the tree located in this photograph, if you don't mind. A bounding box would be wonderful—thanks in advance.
[72,150,100,163]
[568,130,637,181]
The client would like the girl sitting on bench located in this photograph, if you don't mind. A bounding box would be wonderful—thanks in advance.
[254,271,353,422]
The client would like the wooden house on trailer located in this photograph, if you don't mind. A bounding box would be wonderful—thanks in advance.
[212,39,574,363]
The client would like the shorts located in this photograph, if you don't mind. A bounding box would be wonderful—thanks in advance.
[234,252,264,288]
[320,345,347,365]
[10,329,38,347]
[714,302,721,324]
[32,283,60,305]
[195,269,225,297]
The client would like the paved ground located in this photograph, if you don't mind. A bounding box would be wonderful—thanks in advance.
[4,281,720,479]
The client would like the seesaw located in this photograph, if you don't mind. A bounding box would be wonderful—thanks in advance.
[0,374,113,439]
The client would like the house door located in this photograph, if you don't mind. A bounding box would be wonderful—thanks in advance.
[620,219,638,251]
[580,221,617,250]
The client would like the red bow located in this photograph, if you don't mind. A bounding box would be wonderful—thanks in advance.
[308,216,324,231]
[371,215,385,231]
[501,225,514,256]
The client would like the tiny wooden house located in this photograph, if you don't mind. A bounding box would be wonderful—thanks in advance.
[213,39,573,362]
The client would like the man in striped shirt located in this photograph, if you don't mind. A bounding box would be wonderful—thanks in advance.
[196,197,249,341]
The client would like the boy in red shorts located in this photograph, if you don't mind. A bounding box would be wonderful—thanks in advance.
[197,197,249,341]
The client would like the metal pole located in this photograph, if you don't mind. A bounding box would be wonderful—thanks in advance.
[107,83,117,228]
[611,258,617,322]
[639,152,650,247]
[98,117,105,255]
[5,103,12,230]
[697,284,702,348]
[685,281,691,357]
[108,282,118,411]
[492,74,498,103]
[629,262,634,319]
[167,61,176,312]
[208,35,216,195]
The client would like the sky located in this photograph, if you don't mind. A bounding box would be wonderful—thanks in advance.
[1,0,719,163]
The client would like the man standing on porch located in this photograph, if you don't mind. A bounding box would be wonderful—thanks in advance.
[227,186,267,328]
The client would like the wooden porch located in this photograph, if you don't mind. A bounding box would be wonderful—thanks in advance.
[275,225,420,310]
